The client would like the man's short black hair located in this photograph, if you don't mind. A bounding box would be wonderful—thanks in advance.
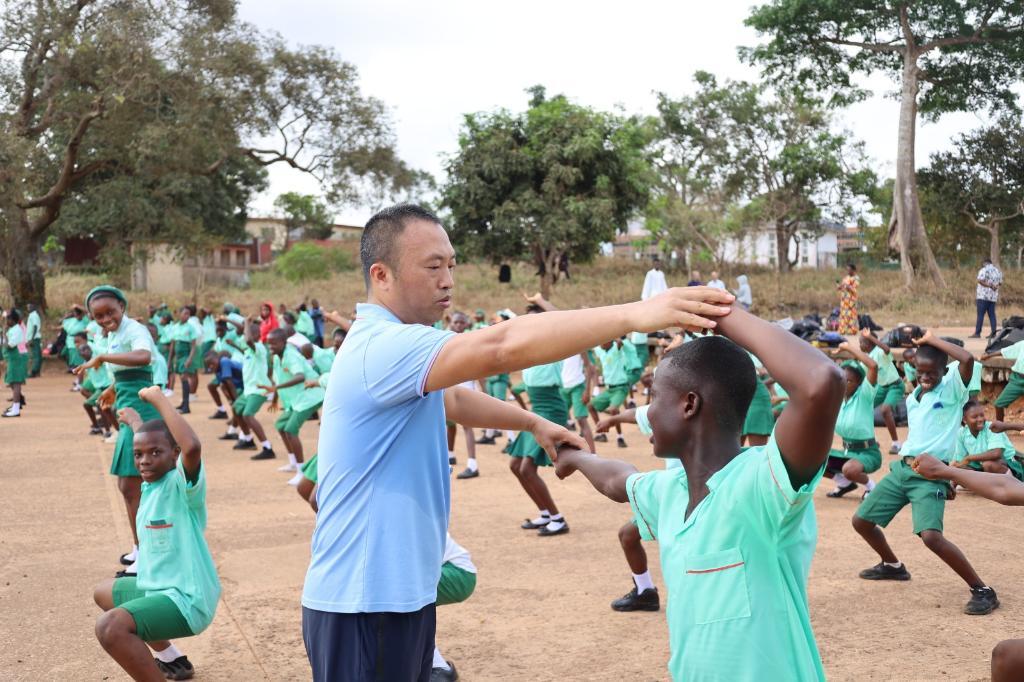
[916,344,947,367]
[136,419,178,449]
[659,336,757,432]
[361,203,442,286]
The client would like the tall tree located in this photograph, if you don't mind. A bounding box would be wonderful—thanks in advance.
[918,114,1024,267]
[0,0,417,307]
[274,192,333,241]
[443,87,650,297]
[743,1,1024,286]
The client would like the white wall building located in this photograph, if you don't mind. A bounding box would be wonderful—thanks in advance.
[720,224,841,269]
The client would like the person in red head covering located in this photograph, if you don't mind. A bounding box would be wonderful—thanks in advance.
[259,302,279,342]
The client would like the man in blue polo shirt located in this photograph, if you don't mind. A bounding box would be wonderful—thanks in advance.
[301,203,736,681]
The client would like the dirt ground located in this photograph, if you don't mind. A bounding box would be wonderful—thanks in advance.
[3,335,1023,681]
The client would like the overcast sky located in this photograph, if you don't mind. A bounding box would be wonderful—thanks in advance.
[237,0,994,225]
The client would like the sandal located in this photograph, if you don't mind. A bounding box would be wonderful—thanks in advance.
[521,516,551,530]
[826,482,859,498]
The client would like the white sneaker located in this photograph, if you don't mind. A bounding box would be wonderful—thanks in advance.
[287,472,304,486]
[162,388,174,397]
[104,432,119,444]
[277,462,297,473]
[888,441,903,455]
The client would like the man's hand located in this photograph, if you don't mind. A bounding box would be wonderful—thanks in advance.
[98,386,116,410]
[912,454,953,480]
[628,287,733,333]
[137,385,164,404]
[117,407,142,430]
[528,415,586,463]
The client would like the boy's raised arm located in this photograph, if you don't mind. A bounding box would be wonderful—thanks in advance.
[840,341,878,386]
[715,306,844,487]
[915,330,974,386]
[139,386,202,477]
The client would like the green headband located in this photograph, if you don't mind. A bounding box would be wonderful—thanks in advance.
[841,360,865,381]
[85,285,127,310]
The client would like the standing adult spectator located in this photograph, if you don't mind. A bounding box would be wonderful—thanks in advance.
[734,275,753,311]
[971,257,1003,339]
[300,203,734,681]
[706,270,726,290]
[836,262,860,335]
[641,256,668,300]
[687,270,703,287]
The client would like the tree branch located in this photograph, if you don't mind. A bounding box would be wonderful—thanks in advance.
[816,37,903,54]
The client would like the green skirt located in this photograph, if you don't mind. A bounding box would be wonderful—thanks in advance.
[4,348,28,385]
[742,380,774,436]
[172,340,202,374]
[110,369,161,477]
[508,385,567,466]
[62,342,83,368]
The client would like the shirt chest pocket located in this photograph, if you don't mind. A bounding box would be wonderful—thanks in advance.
[684,548,751,625]
[144,519,176,554]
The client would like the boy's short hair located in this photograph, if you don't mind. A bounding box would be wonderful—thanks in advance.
[915,344,947,367]
[135,419,178,449]
[332,328,346,338]
[661,336,756,432]
[361,203,442,287]
[841,361,865,382]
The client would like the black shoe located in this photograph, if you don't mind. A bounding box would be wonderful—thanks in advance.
[826,482,859,498]
[964,586,999,615]
[429,661,458,682]
[119,552,135,566]
[233,439,258,450]
[537,519,569,536]
[1,408,20,418]
[567,421,577,432]
[501,440,513,454]
[967,334,981,339]
[448,454,456,465]
[90,426,104,435]
[475,435,496,445]
[611,586,660,612]
[115,568,137,578]
[456,467,479,479]
[209,411,228,420]
[858,562,911,581]
[595,433,608,443]
[617,437,628,448]
[218,432,239,441]
[155,655,195,680]
[521,516,551,530]
[176,406,190,414]
[250,448,276,460]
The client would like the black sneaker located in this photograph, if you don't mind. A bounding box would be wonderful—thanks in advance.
[501,440,514,454]
[611,586,660,612]
[858,562,911,581]
[595,433,608,443]
[89,426,104,435]
[449,454,456,465]
[209,411,228,420]
[826,482,859,498]
[617,437,628,448]
[429,661,458,682]
[475,435,496,445]
[155,655,195,680]
[250,448,277,461]
[115,568,137,578]
[456,467,479,479]
[233,439,258,450]
[218,432,239,441]
[176,406,190,414]
[964,586,999,615]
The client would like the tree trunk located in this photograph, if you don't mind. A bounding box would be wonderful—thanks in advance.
[888,53,945,288]
[989,223,1001,268]
[775,219,791,272]
[0,209,47,309]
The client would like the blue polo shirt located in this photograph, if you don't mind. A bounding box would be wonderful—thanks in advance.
[302,303,455,613]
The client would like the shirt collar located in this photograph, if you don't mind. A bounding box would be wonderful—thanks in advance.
[355,302,402,324]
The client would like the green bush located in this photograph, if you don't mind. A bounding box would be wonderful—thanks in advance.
[274,242,355,283]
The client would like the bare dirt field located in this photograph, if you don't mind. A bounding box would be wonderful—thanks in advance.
[3,345,1022,681]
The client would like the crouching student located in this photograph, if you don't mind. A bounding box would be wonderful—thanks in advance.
[92,385,220,682]
[824,342,881,499]
[953,401,1024,480]
[554,305,844,680]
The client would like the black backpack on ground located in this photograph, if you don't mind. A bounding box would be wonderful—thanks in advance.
[1002,316,1024,330]
[987,327,1024,353]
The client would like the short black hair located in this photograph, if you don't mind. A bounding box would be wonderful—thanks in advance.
[332,328,346,338]
[136,419,178,449]
[963,399,983,414]
[361,203,442,286]
[659,336,757,432]
[282,312,296,325]
[7,308,20,323]
[916,344,947,367]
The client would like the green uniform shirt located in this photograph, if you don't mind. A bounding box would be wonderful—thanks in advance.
[201,316,216,342]
[106,317,157,378]
[151,349,169,387]
[947,360,982,393]
[594,344,628,386]
[1001,340,1024,374]
[295,310,316,338]
[136,460,221,635]
[623,339,642,370]
[903,361,917,383]
[835,379,876,441]
[241,341,270,397]
[62,316,89,338]
[868,347,900,386]
[311,345,336,375]
[629,331,648,345]
[173,321,199,343]
[213,335,244,363]
[900,366,969,461]
[955,422,1016,464]
[157,322,173,345]
[626,432,825,680]
[522,361,562,388]
[273,344,323,410]
[87,338,113,389]
[6,323,26,349]
[26,310,41,341]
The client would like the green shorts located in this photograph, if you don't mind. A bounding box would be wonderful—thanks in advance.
[828,442,882,474]
[964,457,1024,481]
[511,382,527,397]
[84,384,110,407]
[626,367,643,387]
[301,454,319,483]
[632,341,650,369]
[590,384,628,413]
[560,383,589,419]
[233,394,267,417]
[486,375,510,401]
[855,459,950,535]
[112,576,194,642]
[995,372,1024,409]
[742,381,774,436]
[873,381,904,408]
[436,562,477,606]
[275,402,321,435]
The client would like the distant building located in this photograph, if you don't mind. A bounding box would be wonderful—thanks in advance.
[130,242,255,294]
[720,223,842,269]
[243,217,362,261]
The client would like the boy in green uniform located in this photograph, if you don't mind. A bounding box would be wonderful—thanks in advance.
[92,385,220,682]
[588,339,632,448]
[852,330,999,615]
[949,358,983,401]
[26,303,42,378]
[260,328,324,484]
[824,342,881,499]
[226,321,276,459]
[859,330,903,453]
[953,401,1024,480]
[554,304,844,680]
[983,339,1024,421]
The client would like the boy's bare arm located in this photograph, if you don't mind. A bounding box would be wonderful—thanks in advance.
[915,330,974,384]
[140,386,202,476]
[554,447,636,503]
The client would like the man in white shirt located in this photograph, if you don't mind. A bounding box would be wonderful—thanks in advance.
[641,257,668,301]
[707,271,726,290]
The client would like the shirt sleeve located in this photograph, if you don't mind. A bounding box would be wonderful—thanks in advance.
[1002,342,1024,360]
[626,471,663,541]
[749,431,824,532]
[176,459,206,509]
[362,323,455,406]
[635,405,653,436]
[943,363,969,404]
[953,430,968,461]
[994,431,1017,460]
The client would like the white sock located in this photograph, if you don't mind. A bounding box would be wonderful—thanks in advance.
[530,510,551,524]
[288,453,298,467]
[226,425,237,435]
[7,403,20,415]
[633,571,655,592]
[833,473,851,487]
[125,559,138,573]
[865,479,876,491]
[287,471,304,486]
[883,561,902,568]
[216,405,227,414]
[467,458,478,472]
[617,434,626,441]
[124,545,139,562]
[448,450,455,460]
[432,646,450,671]
[239,433,252,442]
[262,440,272,450]
[550,512,564,522]
[154,643,183,663]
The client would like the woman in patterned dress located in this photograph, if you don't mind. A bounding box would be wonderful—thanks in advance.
[837,262,860,335]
